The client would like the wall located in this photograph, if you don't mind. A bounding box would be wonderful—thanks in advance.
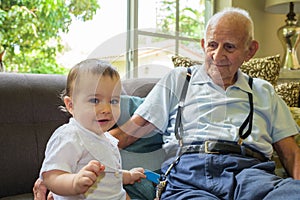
[216,0,299,59]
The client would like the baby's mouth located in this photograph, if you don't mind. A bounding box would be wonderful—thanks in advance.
[98,119,109,122]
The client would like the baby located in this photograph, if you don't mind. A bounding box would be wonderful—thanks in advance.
[39,59,145,199]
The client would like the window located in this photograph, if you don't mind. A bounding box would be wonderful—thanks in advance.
[64,0,213,79]
[125,0,213,79]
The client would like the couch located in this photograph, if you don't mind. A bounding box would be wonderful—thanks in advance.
[0,72,163,199]
[0,62,299,199]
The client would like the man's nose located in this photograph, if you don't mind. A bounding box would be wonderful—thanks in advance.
[212,46,226,61]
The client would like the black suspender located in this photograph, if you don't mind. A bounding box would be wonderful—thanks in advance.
[174,67,192,147]
[238,77,253,144]
[156,67,192,198]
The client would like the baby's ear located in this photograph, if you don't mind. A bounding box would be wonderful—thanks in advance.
[63,96,74,115]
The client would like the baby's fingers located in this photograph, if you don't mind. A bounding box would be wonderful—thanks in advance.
[84,160,105,176]
[130,167,145,174]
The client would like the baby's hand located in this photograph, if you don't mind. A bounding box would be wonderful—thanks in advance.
[128,167,146,184]
[73,160,105,194]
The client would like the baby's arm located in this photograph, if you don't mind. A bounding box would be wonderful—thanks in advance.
[42,160,105,196]
[122,167,146,185]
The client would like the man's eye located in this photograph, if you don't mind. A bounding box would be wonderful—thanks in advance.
[89,98,99,104]
[224,44,235,52]
[110,99,120,105]
[207,42,217,49]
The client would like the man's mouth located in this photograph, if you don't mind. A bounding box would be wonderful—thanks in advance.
[214,63,229,68]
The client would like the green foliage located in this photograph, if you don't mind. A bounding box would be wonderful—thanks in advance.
[157,0,205,38]
[0,0,100,74]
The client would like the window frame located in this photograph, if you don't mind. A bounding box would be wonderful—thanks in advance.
[125,0,214,79]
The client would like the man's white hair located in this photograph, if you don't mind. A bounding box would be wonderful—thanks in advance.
[205,7,254,42]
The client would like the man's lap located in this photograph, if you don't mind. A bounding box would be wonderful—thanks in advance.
[161,153,300,199]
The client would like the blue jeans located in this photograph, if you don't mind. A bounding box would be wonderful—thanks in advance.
[160,153,300,200]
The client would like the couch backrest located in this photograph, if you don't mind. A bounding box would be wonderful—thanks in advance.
[0,73,69,197]
[121,78,159,97]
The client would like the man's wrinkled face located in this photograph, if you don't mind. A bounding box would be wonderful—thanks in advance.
[201,17,254,88]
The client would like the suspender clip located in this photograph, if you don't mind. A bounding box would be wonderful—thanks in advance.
[238,138,243,145]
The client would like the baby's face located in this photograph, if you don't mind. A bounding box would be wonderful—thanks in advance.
[69,73,121,135]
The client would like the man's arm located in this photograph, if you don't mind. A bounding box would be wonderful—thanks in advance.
[273,135,300,179]
[110,114,156,149]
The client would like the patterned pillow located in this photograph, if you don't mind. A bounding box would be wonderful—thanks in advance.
[172,55,281,86]
[172,55,202,67]
[290,107,300,126]
[275,82,300,107]
[240,55,281,86]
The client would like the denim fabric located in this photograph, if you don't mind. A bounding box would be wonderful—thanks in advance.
[161,153,300,200]
[124,178,156,200]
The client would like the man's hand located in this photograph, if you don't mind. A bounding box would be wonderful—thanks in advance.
[47,192,54,200]
[33,178,53,200]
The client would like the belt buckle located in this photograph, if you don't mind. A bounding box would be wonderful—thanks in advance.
[204,141,219,154]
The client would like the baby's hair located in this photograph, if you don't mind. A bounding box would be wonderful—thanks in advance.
[59,59,120,112]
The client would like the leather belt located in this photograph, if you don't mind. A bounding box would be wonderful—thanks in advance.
[181,141,268,162]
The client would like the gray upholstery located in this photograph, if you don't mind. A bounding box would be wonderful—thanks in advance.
[0,73,68,198]
[121,78,159,97]
[0,73,159,199]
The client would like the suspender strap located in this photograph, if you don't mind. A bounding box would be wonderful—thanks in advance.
[163,67,192,178]
[174,67,192,146]
[238,77,253,144]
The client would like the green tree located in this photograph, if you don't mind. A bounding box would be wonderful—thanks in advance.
[0,0,100,74]
[157,0,205,38]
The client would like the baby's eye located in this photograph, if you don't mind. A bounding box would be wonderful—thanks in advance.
[89,98,99,104]
[110,99,120,105]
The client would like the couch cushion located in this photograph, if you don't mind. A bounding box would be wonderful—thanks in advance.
[121,78,160,97]
[275,81,300,107]
[0,73,68,197]
[0,193,33,200]
[240,55,281,86]
[172,55,202,67]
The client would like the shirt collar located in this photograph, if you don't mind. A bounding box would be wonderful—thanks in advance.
[191,64,253,93]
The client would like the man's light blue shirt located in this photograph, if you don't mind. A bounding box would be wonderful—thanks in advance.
[134,65,299,159]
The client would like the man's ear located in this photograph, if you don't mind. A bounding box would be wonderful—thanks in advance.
[64,96,74,115]
[201,38,205,50]
[245,40,259,62]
